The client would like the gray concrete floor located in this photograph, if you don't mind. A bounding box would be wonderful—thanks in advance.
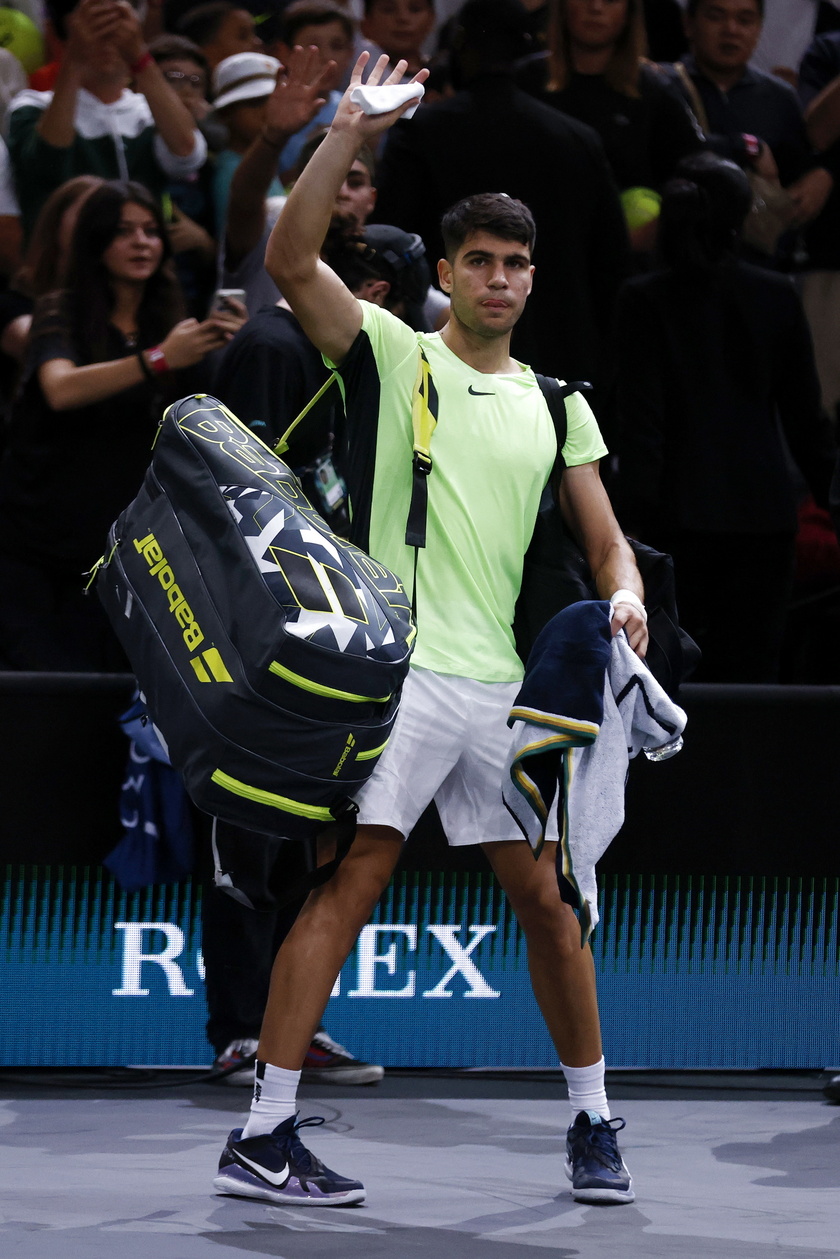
[1,1072,838,1258]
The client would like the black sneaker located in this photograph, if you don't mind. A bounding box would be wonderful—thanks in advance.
[301,1029,384,1086]
[213,1114,365,1206]
[565,1110,635,1204]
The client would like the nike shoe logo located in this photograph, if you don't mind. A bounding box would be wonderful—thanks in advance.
[468,385,495,396]
[234,1150,290,1187]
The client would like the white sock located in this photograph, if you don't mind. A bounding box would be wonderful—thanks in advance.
[240,1061,300,1139]
[561,1056,610,1122]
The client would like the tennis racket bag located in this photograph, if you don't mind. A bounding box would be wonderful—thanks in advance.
[94,393,415,840]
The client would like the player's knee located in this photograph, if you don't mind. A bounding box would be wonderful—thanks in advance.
[311,831,399,926]
[514,888,580,952]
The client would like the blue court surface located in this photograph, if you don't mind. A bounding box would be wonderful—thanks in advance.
[1,1071,838,1258]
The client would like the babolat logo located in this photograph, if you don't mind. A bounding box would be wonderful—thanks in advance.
[190,648,233,684]
[332,733,356,777]
[133,532,205,652]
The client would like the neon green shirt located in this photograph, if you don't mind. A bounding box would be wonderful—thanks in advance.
[332,303,608,683]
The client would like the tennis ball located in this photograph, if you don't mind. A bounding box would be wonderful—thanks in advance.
[0,8,46,75]
[621,186,662,232]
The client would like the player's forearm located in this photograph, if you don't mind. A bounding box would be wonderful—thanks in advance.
[265,126,360,287]
[559,463,644,603]
[590,536,644,604]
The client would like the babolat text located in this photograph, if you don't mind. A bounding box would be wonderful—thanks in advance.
[133,532,204,651]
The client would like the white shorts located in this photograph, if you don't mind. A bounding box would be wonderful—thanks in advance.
[354,666,560,847]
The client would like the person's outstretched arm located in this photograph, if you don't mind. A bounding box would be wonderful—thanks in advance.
[112,1,199,159]
[38,308,245,411]
[265,51,427,366]
[226,45,335,269]
[35,0,122,148]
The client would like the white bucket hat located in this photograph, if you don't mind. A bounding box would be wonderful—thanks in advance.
[211,52,280,112]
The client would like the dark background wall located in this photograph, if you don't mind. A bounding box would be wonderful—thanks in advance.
[1,674,836,877]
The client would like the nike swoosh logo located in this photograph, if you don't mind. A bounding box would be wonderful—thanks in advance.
[234,1150,290,1187]
[468,385,495,396]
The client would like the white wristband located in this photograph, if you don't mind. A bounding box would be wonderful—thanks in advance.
[610,589,647,624]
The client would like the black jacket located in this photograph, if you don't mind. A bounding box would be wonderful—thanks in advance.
[372,73,630,388]
[516,56,705,192]
[614,259,835,537]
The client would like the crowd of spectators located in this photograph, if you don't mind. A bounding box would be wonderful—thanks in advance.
[0,0,839,683]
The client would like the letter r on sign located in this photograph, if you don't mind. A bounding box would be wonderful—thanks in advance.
[112,922,195,996]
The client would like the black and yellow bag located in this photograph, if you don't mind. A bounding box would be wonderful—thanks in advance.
[93,393,415,842]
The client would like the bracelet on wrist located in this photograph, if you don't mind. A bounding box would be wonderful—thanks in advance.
[144,345,169,376]
[609,589,647,624]
[129,49,153,77]
[742,132,761,160]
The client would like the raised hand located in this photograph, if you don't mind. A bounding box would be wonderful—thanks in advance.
[263,44,336,145]
[206,296,248,342]
[64,0,123,66]
[166,207,215,258]
[610,602,648,657]
[330,52,428,143]
[109,0,147,68]
[160,315,242,368]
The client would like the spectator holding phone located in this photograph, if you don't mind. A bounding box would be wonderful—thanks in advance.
[0,179,245,670]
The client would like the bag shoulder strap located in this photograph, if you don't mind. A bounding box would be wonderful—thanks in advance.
[405,357,588,544]
[534,374,591,482]
[273,371,342,457]
[400,359,589,613]
[405,346,438,549]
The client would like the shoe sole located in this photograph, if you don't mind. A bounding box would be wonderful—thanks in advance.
[213,1170,365,1207]
[564,1159,635,1204]
[300,1065,384,1086]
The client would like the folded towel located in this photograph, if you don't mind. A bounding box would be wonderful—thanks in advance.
[503,602,687,941]
[349,82,425,119]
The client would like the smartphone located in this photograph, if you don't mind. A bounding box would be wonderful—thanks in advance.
[209,288,246,316]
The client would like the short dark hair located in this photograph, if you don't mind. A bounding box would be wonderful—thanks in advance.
[441,192,535,260]
[451,0,531,67]
[176,1,238,47]
[328,238,403,304]
[279,1,354,46]
[149,33,209,74]
[659,152,752,270]
[685,0,763,17]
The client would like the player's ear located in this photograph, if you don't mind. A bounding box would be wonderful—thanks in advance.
[437,256,453,293]
[367,279,390,307]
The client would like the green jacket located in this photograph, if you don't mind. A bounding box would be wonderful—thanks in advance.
[7,86,207,240]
